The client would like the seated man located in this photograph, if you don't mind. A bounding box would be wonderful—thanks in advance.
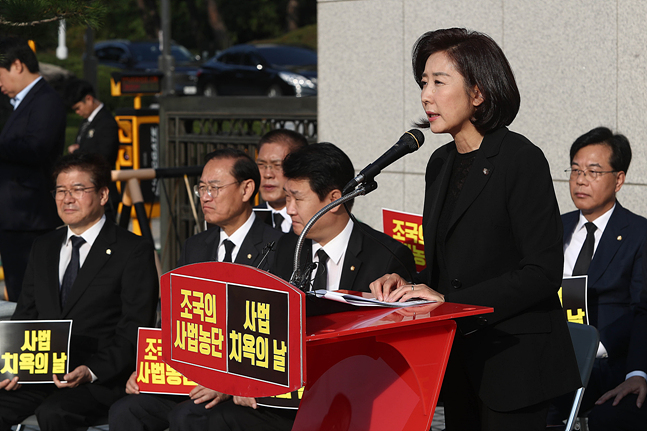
[0,153,159,431]
[109,148,283,431]
[556,127,647,430]
[255,129,308,233]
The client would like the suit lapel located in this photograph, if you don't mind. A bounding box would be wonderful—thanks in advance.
[446,129,503,234]
[588,204,628,286]
[46,230,67,316]
[205,227,221,261]
[61,222,117,316]
[235,217,263,266]
[339,224,362,290]
[0,79,46,141]
[562,212,578,246]
[423,147,454,265]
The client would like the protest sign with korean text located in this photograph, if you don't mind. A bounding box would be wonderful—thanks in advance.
[135,327,198,395]
[161,262,305,398]
[382,208,426,271]
[0,320,72,383]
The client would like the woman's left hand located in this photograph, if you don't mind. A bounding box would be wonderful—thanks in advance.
[385,283,445,304]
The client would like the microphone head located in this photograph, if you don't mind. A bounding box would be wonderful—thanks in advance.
[402,129,425,151]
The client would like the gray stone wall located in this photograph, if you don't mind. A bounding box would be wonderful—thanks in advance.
[318,0,647,228]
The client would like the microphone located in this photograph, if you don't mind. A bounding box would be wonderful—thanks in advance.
[343,129,424,194]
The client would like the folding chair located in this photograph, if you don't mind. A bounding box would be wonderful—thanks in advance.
[565,322,599,431]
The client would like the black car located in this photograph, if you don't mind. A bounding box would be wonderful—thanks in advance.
[197,44,317,97]
[94,40,200,95]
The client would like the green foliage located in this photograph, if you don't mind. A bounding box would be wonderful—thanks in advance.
[255,23,317,50]
[0,0,107,43]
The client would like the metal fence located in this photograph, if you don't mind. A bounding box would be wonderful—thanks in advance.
[159,96,317,271]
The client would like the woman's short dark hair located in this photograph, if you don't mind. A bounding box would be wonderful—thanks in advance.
[412,28,520,134]
[570,127,632,174]
[282,143,355,207]
[204,148,260,200]
[0,37,39,73]
[52,153,111,190]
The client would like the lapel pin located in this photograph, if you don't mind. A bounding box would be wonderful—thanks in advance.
[88,129,95,138]
[106,249,112,255]
[350,266,355,271]
[483,168,490,175]
[247,254,252,259]
[617,236,622,241]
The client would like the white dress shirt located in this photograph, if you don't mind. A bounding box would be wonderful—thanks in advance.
[217,212,256,262]
[311,219,354,291]
[265,202,291,233]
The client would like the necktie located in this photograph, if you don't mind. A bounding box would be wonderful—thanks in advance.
[222,239,235,263]
[76,120,91,145]
[272,213,284,232]
[312,249,329,291]
[61,236,86,307]
[572,222,597,276]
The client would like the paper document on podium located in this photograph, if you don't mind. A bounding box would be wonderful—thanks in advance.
[313,289,435,307]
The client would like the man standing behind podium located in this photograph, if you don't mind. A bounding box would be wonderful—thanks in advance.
[255,129,308,233]
[0,36,65,301]
[555,127,647,430]
[0,153,158,430]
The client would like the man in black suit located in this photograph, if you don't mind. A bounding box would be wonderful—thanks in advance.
[0,37,65,301]
[255,129,308,233]
[554,127,647,430]
[66,79,120,169]
[271,142,417,292]
[109,148,283,431]
[0,153,159,430]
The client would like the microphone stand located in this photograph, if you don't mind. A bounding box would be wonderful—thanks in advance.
[289,180,378,291]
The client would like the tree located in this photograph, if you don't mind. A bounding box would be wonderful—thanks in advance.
[0,0,106,41]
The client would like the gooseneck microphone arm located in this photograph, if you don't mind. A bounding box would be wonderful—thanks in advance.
[289,181,377,290]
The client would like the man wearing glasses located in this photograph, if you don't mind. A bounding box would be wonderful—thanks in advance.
[0,153,158,430]
[255,129,308,233]
[550,127,647,430]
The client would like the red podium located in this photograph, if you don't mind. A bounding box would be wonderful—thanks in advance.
[160,263,492,431]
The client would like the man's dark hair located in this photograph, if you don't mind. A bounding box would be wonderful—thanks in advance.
[65,79,96,108]
[412,28,520,134]
[258,129,308,152]
[204,148,260,200]
[0,37,39,73]
[570,127,632,174]
[52,153,111,190]
[282,142,355,206]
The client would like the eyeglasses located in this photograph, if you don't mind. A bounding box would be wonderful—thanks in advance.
[193,182,239,198]
[565,169,617,180]
[256,162,283,173]
[52,187,96,200]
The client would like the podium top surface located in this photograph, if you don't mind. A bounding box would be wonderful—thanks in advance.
[305,301,492,342]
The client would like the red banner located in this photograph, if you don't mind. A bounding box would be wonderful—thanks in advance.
[382,208,426,271]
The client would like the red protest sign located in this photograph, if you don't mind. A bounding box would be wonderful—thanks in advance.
[382,208,426,271]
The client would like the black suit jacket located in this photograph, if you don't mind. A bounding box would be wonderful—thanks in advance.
[563,203,647,374]
[0,78,65,230]
[76,105,120,168]
[271,221,416,292]
[416,127,580,411]
[12,221,159,404]
[177,215,283,270]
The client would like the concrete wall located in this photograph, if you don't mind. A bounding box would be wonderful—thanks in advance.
[318,0,647,229]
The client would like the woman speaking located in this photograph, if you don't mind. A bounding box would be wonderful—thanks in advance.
[370,28,580,430]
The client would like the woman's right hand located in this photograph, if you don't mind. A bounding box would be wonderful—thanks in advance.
[369,273,409,301]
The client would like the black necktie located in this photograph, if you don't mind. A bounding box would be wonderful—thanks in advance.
[572,222,597,276]
[76,120,91,145]
[61,236,86,307]
[222,239,235,263]
[312,249,329,291]
[272,213,284,232]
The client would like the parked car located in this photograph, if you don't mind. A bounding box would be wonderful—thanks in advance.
[94,40,200,95]
[197,44,317,97]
